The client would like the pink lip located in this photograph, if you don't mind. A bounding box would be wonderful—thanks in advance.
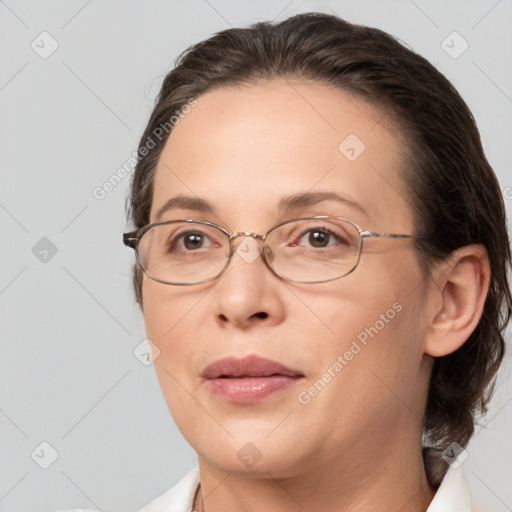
[202,354,304,403]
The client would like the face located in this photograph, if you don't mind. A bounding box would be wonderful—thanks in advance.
[143,79,432,478]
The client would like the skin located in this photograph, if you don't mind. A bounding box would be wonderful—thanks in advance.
[141,79,490,511]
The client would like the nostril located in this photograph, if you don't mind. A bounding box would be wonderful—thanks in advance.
[254,312,268,319]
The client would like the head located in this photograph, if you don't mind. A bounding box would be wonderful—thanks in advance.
[125,13,511,487]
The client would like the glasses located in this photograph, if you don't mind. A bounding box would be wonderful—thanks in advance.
[123,216,416,286]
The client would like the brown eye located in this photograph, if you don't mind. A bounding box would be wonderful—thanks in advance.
[307,230,331,248]
[166,230,212,253]
[297,228,346,249]
[181,232,205,250]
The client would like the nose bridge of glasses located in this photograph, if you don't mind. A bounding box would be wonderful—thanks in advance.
[227,231,276,272]
[228,231,266,243]
[228,232,271,264]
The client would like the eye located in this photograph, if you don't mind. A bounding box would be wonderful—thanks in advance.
[297,228,344,248]
[168,230,216,252]
[181,231,207,250]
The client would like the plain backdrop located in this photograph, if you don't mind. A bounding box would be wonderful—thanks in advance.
[1,1,511,511]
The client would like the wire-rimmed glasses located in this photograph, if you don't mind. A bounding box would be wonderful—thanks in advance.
[123,216,416,285]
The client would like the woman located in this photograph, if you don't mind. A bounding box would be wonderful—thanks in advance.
[102,12,511,511]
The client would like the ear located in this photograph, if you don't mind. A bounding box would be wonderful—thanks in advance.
[424,244,491,357]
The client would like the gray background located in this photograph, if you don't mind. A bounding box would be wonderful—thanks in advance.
[1,0,511,511]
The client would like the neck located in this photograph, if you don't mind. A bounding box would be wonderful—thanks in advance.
[193,434,435,512]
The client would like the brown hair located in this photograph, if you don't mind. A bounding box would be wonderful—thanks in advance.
[126,12,511,486]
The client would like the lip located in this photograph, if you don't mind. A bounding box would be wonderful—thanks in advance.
[202,354,304,403]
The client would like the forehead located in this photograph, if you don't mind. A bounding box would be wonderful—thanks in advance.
[151,79,412,231]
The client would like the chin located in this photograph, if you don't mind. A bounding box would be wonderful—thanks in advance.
[190,429,305,476]
[200,447,300,479]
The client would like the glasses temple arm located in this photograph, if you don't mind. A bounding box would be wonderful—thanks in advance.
[361,231,416,240]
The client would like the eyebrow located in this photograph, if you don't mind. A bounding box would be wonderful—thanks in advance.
[277,191,367,216]
[154,191,366,221]
[155,196,213,221]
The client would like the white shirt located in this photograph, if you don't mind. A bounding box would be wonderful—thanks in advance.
[59,465,474,512]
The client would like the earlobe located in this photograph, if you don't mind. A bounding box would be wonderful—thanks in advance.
[424,245,491,358]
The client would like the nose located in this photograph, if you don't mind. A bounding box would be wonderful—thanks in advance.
[212,235,286,329]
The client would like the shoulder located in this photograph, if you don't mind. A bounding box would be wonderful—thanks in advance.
[137,466,200,512]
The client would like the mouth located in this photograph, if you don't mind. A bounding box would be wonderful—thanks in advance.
[202,354,304,403]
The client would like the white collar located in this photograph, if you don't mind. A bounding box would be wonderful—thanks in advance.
[138,465,472,511]
[137,466,200,512]
[426,466,472,511]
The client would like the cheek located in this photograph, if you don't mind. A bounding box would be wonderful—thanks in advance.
[142,278,217,381]
[314,255,426,378]
[296,291,425,437]
[142,281,202,400]
[142,278,201,346]
[142,284,205,432]
[315,297,407,385]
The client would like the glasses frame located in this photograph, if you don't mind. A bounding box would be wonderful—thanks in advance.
[123,216,416,286]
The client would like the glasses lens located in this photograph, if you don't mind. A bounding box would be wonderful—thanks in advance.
[266,218,361,282]
[137,222,230,284]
